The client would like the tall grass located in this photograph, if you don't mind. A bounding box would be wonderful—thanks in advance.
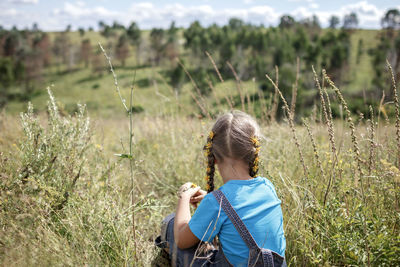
[0,60,399,266]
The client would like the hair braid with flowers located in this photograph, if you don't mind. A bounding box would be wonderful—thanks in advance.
[249,136,261,177]
[203,131,215,193]
[203,111,262,193]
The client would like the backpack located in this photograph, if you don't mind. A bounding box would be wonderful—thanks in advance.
[212,190,286,267]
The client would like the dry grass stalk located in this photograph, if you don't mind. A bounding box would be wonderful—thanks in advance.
[269,66,280,122]
[368,105,375,179]
[99,43,138,261]
[177,58,212,119]
[377,91,385,126]
[98,43,128,112]
[208,80,222,107]
[189,91,211,120]
[312,66,337,156]
[246,91,252,115]
[386,60,400,168]
[226,61,245,111]
[205,51,224,83]
[205,51,234,109]
[291,57,300,115]
[257,87,267,122]
[323,70,365,189]
[302,118,325,182]
[312,67,339,205]
[265,74,309,179]
[323,70,371,266]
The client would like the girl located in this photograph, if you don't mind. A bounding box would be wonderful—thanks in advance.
[155,111,286,267]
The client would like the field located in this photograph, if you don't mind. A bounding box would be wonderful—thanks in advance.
[1,28,400,266]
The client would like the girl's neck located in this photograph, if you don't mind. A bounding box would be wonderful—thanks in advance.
[217,157,253,184]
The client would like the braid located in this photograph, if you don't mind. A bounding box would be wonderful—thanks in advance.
[203,131,216,193]
[249,136,260,177]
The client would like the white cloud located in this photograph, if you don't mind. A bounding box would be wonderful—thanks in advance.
[0,8,18,16]
[54,2,118,18]
[0,0,391,31]
[9,0,38,4]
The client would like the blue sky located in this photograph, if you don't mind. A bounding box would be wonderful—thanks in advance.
[0,0,399,31]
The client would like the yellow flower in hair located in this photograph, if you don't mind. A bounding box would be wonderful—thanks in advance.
[255,147,261,153]
[208,131,214,139]
[251,137,260,146]
[206,184,211,191]
[255,157,260,162]
[206,167,211,173]
[204,175,209,181]
[205,142,212,149]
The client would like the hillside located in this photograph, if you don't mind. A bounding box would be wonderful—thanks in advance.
[2,28,384,120]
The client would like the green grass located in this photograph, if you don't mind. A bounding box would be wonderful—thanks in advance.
[1,82,400,266]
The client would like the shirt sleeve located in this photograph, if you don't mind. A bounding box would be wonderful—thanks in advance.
[188,193,224,242]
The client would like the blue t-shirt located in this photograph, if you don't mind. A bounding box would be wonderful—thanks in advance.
[188,176,286,266]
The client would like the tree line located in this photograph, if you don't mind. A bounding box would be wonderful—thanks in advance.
[0,9,399,118]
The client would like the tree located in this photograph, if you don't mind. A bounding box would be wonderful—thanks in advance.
[98,21,106,31]
[228,18,245,31]
[343,12,358,29]
[91,48,104,75]
[115,34,130,66]
[170,61,185,90]
[3,31,20,57]
[150,28,165,65]
[112,21,125,30]
[184,21,203,58]
[23,49,43,92]
[279,15,295,29]
[34,33,51,66]
[80,39,91,67]
[329,16,340,29]
[53,32,71,68]
[381,9,400,29]
[78,27,85,37]
[165,22,179,66]
[0,57,15,107]
[32,22,39,32]
[0,57,14,88]
[126,21,141,64]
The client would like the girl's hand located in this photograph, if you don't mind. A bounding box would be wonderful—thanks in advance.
[177,182,201,200]
[190,189,207,208]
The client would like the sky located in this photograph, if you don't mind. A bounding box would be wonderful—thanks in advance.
[0,0,399,31]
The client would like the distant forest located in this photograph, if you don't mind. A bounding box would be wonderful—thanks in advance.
[0,9,399,119]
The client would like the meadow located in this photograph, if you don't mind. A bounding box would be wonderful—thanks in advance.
[1,26,400,266]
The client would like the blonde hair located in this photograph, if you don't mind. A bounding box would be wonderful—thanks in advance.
[203,110,261,193]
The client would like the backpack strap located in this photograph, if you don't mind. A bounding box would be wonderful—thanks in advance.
[212,190,259,249]
[212,189,275,267]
